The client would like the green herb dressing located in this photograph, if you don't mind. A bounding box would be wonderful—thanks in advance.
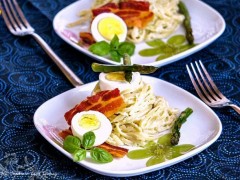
[139,35,196,61]
[127,133,195,167]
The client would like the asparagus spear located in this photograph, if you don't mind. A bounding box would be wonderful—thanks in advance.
[91,63,158,74]
[178,1,194,45]
[123,54,132,83]
[171,107,193,145]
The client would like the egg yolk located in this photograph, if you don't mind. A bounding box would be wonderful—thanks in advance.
[98,17,125,41]
[78,114,100,131]
[106,72,126,82]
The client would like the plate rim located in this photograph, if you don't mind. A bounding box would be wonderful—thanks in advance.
[34,76,222,177]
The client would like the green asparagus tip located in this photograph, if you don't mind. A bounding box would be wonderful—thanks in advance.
[170,107,193,146]
[91,63,159,74]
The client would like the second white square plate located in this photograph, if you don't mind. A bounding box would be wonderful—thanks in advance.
[53,0,225,66]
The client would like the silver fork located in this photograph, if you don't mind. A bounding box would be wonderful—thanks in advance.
[186,60,240,114]
[0,0,83,87]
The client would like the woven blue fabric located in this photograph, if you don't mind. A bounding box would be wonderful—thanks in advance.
[0,0,239,179]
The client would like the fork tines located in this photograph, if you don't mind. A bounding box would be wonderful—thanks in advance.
[1,0,33,34]
[186,60,228,105]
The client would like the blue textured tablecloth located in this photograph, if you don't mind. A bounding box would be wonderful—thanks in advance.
[0,0,239,179]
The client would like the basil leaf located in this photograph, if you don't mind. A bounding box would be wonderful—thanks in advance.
[82,131,95,149]
[110,35,120,50]
[63,135,81,153]
[73,149,87,162]
[89,41,110,56]
[90,147,113,163]
[110,50,121,62]
[117,42,135,56]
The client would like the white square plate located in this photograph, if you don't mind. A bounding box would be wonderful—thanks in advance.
[53,0,225,67]
[34,76,222,177]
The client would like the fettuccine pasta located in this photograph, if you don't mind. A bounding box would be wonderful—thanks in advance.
[104,79,179,147]
[127,0,184,43]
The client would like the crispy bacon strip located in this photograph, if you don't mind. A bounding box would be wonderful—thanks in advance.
[79,32,96,46]
[116,10,153,29]
[91,1,153,29]
[59,128,73,139]
[92,8,113,17]
[92,3,118,16]
[100,2,119,9]
[119,1,150,11]
[97,142,129,158]
[64,88,126,125]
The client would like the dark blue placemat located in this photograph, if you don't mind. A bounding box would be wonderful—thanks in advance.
[0,0,239,179]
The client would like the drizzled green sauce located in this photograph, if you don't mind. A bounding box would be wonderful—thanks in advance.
[127,133,195,166]
[139,35,196,61]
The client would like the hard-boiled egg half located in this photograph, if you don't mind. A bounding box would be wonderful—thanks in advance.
[91,13,127,42]
[71,110,112,146]
[99,71,141,92]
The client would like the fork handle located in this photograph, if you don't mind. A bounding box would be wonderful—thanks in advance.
[229,104,240,114]
[31,33,84,87]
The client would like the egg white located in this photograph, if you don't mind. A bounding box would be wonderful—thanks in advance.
[71,110,112,146]
[91,13,127,42]
[99,72,141,92]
